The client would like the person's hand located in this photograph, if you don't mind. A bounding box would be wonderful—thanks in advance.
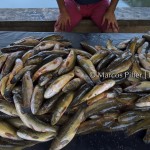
[55,10,71,31]
[102,9,119,32]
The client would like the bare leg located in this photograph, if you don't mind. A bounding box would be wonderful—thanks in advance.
[91,0,113,32]
[54,0,82,32]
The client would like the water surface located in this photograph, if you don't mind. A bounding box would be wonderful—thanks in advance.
[0,0,149,8]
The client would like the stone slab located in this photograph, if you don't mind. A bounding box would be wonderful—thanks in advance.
[0,8,149,33]
[0,7,150,21]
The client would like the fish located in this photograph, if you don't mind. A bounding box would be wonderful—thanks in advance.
[12,86,22,95]
[4,59,23,99]
[134,106,150,112]
[80,42,97,54]
[40,35,63,41]
[56,115,70,126]
[103,112,119,120]
[141,68,150,80]
[22,71,33,113]
[71,83,92,107]
[37,114,69,125]
[14,94,56,133]
[139,53,150,70]
[113,85,123,94]
[62,78,84,93]
[51,92,75,125]
[4,84,15,102]
[1,51,24,77]
[58,50,76,75]
[85,98,117,118]
[135,94,150,107]
[7,59,23,85]
[127,119,150,136]
[147,55,150,62]
[115,93,139,105]
[0,111,15,119]
[0,74,9,98]
[34,40,60,51]
[106,52,132,72]
[25,57,43,66]
[77,55,100,84]
[11,37,40,46]
[41,54,61,66]
[1,45,33,53]
[124,81,150,93]
[27,52,51,60]
[109,122,134,132]
[77,112,118,135]
[11,65,36,84]
[51,50,70,57]
[95,45,108,51]
[118,111,150,124]
[50,108,85,150]
[55,39,71,43]
[107,57,132,75]
[0,120,21,140]
[128,57,143,82]
[21,49,38,64]
[117,39,130,50]
[106,39,122,55]
[53,43,60,49]
[38,92,63,115]
[0,139,17,149]
[78,123,113,135]
[87,91,117,106]
[88,102,121,118]
[0,54,8,71]
[31,85,44,115]
[17,127,56,142]
[29,50,68,60]
[142,34,150,42]
[58,41,72,47]
[90,51,108,65]
[32,57,62,81]
[74,66,94,86]
[97,53,116,71]
[38,73,52,87]
[69,48,92,58]
[79,80,116,104]
[0,136,38,146]
[7,118,25,128]
[127,37,138,54]
[137,42,149,54]
[136,38,146,50]
[44,70,74,99]
[34,40,71,51]
[0,100,18,117]
[50,50,69,56]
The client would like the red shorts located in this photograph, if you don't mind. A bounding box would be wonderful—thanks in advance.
[55,0,110,32]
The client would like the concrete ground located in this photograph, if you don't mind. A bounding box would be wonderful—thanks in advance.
[0,7,149,33]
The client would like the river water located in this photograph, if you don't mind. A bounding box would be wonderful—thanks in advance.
[0,0,149,8]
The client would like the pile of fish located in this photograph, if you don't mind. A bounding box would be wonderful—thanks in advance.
[0,33,150,150]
